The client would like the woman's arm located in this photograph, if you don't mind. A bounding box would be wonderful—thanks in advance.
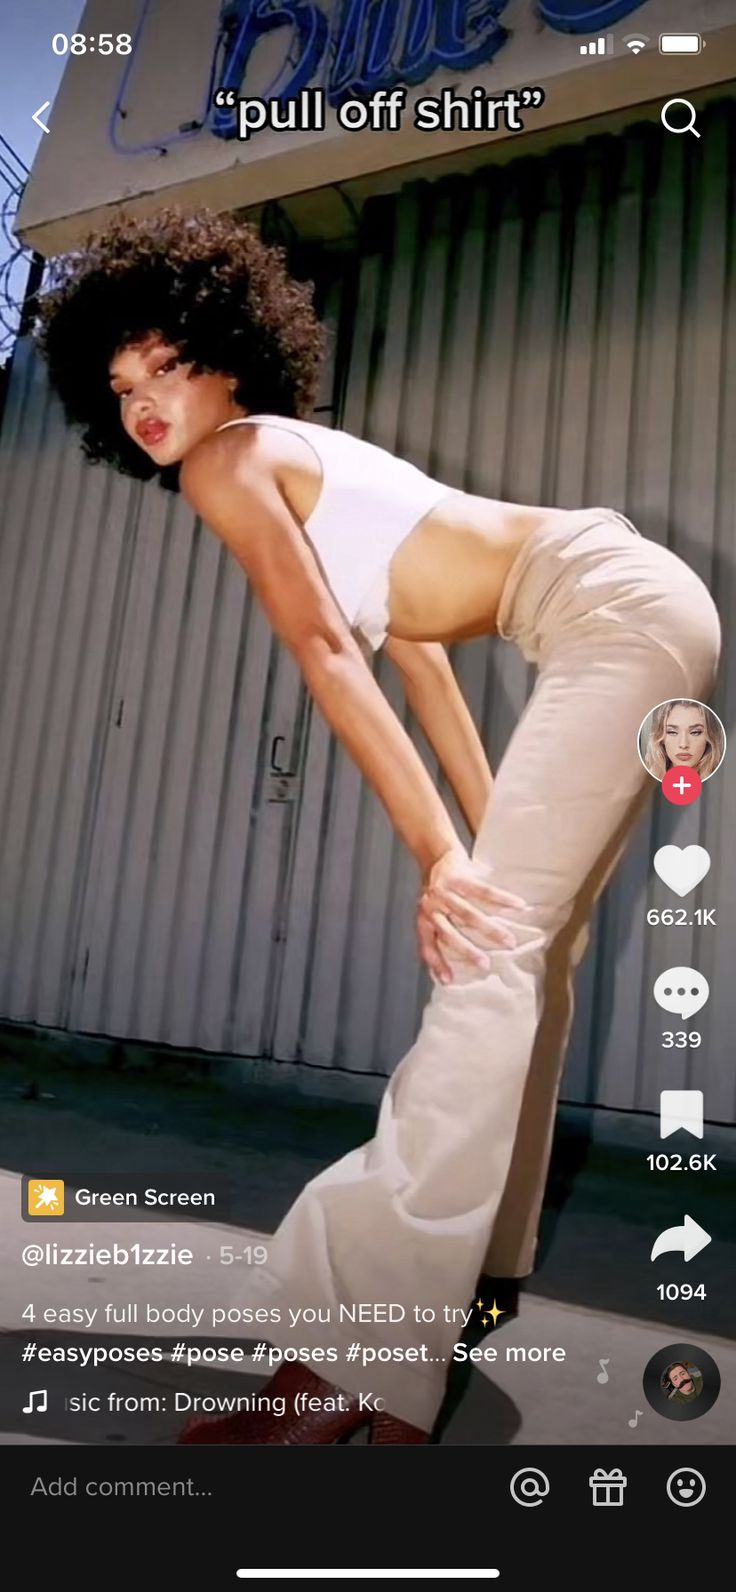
[384,637,493,838]
[180,429,524,979]
[180,429,459,873]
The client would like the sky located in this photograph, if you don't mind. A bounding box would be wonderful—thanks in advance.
[2,0,86,170]
[1,0,85,345]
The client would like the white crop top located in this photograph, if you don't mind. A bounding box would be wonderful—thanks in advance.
[214,414,453,652]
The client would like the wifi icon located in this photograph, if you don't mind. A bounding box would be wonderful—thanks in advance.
[624,35,650,54]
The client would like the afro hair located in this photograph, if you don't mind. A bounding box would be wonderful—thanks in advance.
[33,205,329,491]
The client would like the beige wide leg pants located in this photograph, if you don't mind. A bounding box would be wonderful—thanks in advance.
[238,509,721,1428]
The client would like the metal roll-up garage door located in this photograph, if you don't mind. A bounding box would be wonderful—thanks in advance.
[0,101,733,1122]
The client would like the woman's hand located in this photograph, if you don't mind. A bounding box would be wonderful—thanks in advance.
[416,845,526,985]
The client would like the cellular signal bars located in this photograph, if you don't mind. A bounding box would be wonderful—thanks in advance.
[579,35,614,56]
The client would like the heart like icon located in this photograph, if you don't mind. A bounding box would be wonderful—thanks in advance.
[653,845,711,898]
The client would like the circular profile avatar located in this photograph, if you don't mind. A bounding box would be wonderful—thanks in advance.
[638,698,726,782]
[643,1340,719,1421]
[661,1361,703,1404]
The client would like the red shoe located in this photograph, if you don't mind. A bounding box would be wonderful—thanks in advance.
[176,1361,429,1445]
[367,1410,429,1444]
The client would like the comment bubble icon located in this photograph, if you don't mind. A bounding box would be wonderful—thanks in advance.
[653,967,709,1020]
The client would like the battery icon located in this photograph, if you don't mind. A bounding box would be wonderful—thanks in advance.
[659,34,703,55]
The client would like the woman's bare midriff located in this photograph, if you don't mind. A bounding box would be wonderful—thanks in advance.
[383,490,560,643]
[263,423,561,643]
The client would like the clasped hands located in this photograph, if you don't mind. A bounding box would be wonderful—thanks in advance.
[416,844,526,985]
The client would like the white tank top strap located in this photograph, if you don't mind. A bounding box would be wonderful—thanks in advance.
[212,414,452,651]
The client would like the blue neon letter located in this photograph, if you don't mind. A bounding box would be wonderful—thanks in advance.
[329,0,404,101]
[400,0,510,85]
[330,0,510,99]
[213,0,329,137]
[538,0,649,31]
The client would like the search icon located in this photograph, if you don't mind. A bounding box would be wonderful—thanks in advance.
[661,99,701,138]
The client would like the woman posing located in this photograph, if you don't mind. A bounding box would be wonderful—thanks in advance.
[36,208,721,1444]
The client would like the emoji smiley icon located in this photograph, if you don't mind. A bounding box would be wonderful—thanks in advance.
[666,1468,706,1507]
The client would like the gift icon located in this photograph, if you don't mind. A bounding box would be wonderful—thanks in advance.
[589,1467,627,1506]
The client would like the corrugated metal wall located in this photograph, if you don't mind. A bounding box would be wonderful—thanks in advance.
[0,101,734,1122]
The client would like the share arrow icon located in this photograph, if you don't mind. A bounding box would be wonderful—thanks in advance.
[650,1214,711,1263]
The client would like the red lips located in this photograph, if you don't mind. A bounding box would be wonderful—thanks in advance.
[136,418,169,445]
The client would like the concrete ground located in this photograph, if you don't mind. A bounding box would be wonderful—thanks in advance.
[0,1051,734,1447]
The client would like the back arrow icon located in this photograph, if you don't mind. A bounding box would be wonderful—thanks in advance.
[650,1214,711,1262]
[32,102,51,135]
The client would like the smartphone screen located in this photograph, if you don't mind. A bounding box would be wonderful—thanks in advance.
[0,1,732,1584]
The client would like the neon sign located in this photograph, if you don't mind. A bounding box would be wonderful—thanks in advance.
[537,0,648,27]
[213,0,512,137]
[111,0,655,155]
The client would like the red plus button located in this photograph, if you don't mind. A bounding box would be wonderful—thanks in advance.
[662,766,703,805]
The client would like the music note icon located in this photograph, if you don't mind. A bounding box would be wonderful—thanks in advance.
[597,1358,610,1385]
[628,1409,644,1429]
[22,1389,48,1414]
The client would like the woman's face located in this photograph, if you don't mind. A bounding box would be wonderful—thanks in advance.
[109,334,242,466]
[663,703,707,767]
